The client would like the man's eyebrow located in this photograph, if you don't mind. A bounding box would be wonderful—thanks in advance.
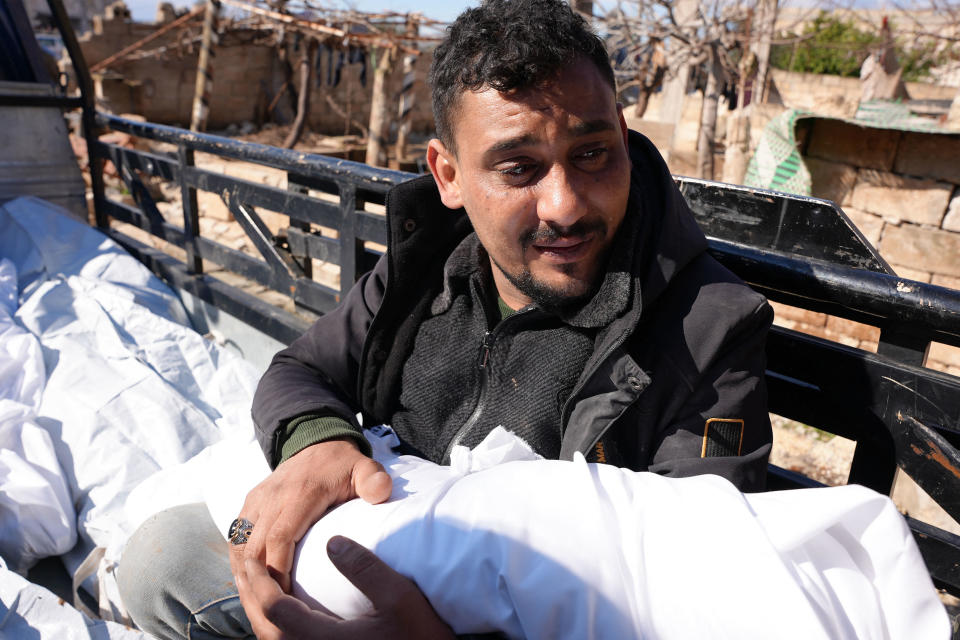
[569,119,616,137]
[485,134,537,156]
[482,120,616,159]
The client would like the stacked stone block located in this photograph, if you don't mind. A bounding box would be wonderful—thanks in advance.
[777,118,960,376]
[767,69,957,121]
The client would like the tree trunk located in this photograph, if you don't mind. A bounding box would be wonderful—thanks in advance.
[722,109,750,185]
[572,0,593,17]
[189,0,219,132]
[395,17,419,164]
[633,42,665,119]
[283,39,317,149]
[753,0,777,104]
[633,90,651,118]
[697,50,722,180]
[366,46,395,168]
[948,85,960,129]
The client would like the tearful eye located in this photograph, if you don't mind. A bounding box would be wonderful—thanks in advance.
[498,164,536,180]
[578,148,608,162]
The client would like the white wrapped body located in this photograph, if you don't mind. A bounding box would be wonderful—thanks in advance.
[205,426,949,640]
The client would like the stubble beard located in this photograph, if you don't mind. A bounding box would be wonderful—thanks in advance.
[493,258,596,311]
[491,218,609,311]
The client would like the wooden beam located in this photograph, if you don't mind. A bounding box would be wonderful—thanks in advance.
[90,7,204,72]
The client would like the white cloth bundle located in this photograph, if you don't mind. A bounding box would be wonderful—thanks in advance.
[205,426,948,640]
[0,197,261,618]
[0,257,76,572]
[0,556,148,639]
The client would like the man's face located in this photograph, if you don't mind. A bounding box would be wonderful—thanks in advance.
[427,58,632,310]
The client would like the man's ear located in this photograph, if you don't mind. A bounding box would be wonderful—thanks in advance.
[427,138,464,210]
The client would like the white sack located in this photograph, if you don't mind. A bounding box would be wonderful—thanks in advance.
[0,258,76,572]
[0,556,148,639]
[0,197,187,321]
[205,427,948,640]
[0,198,260,600]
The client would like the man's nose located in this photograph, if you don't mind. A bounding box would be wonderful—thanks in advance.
[536,165,587,228]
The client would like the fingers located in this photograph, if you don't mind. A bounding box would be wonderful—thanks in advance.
[261,506,304,593]
[235,557,281,640]
[229,439,380,594]
[227,440,394,637]
[326,536,412,609]
[244,557,334,639]
[326,536,456,640]
[352,457,393,504]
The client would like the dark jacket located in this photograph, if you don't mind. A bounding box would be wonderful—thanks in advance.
[252,131,774,491]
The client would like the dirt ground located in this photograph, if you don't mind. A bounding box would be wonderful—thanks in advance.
[770,415,960,537]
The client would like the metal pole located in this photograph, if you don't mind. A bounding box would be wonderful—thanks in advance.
[45,0,107,227]
[191,0,221,132]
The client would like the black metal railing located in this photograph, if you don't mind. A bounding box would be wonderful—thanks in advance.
[85,114,960,594]
[92,113,409,343]
[35,0,960,611]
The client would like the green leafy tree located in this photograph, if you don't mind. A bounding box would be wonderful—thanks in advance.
[771,12,882,77]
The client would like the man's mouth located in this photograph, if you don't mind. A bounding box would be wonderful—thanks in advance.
[531,235,592,262]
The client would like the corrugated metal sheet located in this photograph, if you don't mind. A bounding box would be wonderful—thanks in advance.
[0,80,87,221]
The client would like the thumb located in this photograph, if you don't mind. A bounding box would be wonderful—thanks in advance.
[351,457,392,504]
[326,536,408,607]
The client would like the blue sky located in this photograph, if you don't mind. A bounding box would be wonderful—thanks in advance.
[124,0,898,25]
[124,0,478,23]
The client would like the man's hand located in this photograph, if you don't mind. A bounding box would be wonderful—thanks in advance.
[229,439,392,627]
[240,535,455,639]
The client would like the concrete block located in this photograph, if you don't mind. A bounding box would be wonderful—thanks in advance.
[223,163,286,187]
[841,207,884,245]
[770,301,828,327]
[825,330,861,349]
[932,274,960,291]
[849,169,952,225]
[894,133,960,185]
[825,316,881,343]
[806,119,900,170]
[796,323,833,342]
[929,342,960,369]
[806,157,858,206]
[889,263,932,283]
[943,192,960,232]
[198,190,233,221]
[879,224,960,278]
[257,210,287,236]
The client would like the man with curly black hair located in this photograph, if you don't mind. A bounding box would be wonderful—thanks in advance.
[119,1,773,638]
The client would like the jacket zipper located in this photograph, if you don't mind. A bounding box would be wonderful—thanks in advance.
[441,309,532,463]
[441,330,495,464]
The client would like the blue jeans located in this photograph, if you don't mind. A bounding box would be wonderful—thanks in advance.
[118,503,253,640]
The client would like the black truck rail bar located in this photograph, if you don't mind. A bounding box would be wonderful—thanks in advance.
[84,114,960,596]
[33,0,958,614]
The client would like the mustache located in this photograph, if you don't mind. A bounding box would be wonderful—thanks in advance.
[520,218,607,247]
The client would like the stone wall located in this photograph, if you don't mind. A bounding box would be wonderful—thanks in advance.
[77,10,435,135]
[778,117,960,375]
[768,69,958,120]
[769,69,862,119]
